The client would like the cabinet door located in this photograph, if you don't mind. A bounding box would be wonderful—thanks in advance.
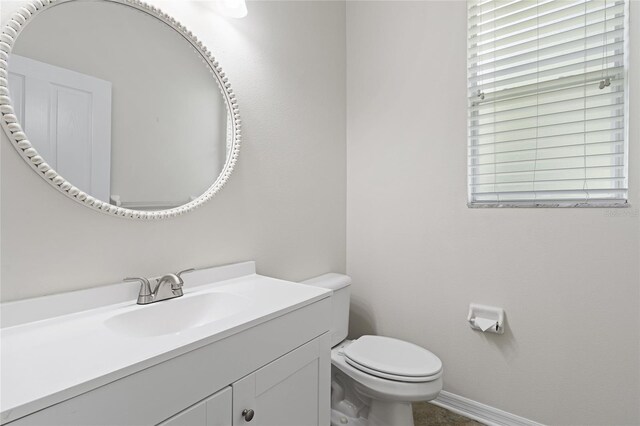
[159,387,232,426]
[232,334,330,426]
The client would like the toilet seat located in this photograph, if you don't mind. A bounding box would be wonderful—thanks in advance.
[343,336,442,383]
[344,357,440,382]
[331,342,443,403]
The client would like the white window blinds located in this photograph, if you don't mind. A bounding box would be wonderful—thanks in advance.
[467,0,629,207]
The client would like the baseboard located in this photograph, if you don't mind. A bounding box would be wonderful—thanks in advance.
[430,391,544,426]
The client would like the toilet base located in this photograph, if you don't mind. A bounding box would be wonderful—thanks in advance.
[330,400,415,426]
[330,408,368,426]
[331,367,416,426]
[368,400,414,426]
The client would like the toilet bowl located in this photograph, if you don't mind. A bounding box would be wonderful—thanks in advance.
[302,274,443,426]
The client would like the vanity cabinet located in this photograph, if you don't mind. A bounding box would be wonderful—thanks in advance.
[231,337,330,426]
[157,337,330,426]
[159,388,232,426]
[6,297,331,426]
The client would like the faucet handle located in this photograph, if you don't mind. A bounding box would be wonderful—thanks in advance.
[171,268,196,290]
[176,268,196,278]
[124,277,152,296]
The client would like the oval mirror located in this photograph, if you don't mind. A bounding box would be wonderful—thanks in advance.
[0,0,241,219]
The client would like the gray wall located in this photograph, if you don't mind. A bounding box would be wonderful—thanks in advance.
[346,1,639,425]
[0,0,347,301]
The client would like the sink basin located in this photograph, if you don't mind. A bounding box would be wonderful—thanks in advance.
[105,292,250,337]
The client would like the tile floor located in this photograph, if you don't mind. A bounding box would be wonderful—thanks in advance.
[413,402,483,426]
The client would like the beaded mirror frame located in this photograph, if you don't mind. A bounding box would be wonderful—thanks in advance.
[0,0,241,219]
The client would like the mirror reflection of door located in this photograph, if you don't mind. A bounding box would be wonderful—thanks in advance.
[8,54,112,201]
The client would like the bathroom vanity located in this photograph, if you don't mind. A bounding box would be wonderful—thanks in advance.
[0,262,332,426]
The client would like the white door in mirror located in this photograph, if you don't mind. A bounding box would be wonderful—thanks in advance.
[8,54,112,201]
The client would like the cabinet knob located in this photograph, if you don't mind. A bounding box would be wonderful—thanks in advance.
[242,408,255,422]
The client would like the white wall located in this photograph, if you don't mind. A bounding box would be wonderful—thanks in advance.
[0,0,346,301]
[11,0,227,205]
[346,1,639,425]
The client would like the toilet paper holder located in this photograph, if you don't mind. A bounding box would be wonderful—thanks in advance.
[467,303,504,334]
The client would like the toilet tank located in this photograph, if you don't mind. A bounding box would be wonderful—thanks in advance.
[301,273,351,347]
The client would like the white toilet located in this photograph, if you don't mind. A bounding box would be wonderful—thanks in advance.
[303,273,443,426]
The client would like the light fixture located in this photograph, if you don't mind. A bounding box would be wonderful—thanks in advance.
[217,0,248,18]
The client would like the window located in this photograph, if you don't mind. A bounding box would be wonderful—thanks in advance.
[467,0,629,207]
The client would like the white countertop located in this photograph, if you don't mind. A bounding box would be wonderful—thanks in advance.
[0,262,331,424]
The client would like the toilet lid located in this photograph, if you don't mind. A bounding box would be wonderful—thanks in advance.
[343,336,442,380]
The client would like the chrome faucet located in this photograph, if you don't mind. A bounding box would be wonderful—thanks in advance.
[125,268,196,305]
